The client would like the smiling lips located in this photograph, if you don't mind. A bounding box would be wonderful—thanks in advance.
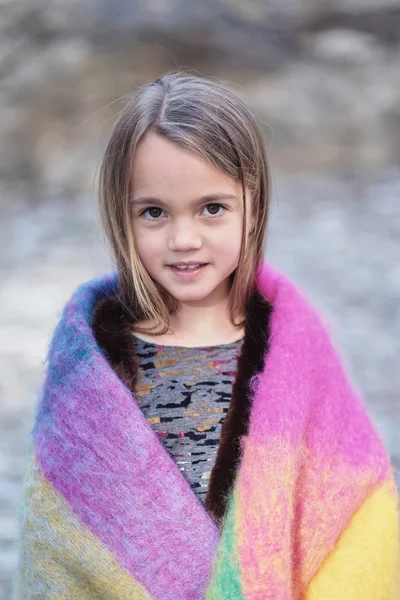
[168,263,208,276]
[168,262,208,271]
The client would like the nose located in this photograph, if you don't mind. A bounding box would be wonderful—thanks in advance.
[167,219,203,252]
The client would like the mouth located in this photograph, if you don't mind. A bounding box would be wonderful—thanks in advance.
[167,263,208,277]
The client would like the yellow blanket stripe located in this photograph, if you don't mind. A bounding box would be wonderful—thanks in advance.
[307,474,400,600]
[13,452,153,600]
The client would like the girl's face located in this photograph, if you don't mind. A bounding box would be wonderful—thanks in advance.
[130,133,253,306]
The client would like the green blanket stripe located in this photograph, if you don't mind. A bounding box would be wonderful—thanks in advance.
[205,490,245,599]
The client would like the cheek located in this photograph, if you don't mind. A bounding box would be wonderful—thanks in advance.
[133,228,162,265]
[211,219,243,255]
[213,237,241,261]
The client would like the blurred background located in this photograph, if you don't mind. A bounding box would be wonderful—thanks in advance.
[1,0,400,596]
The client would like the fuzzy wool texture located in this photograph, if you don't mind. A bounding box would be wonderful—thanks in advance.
[12,261,400,599]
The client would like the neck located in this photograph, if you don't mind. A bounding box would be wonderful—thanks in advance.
[166,278,243,346]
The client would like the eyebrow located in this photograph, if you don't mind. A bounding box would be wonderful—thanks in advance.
[130,193,239,207]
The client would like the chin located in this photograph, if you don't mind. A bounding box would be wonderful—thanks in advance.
[166,288,214,303]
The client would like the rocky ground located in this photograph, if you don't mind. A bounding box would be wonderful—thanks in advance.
[1,0,400,596]
[1,1,400,203]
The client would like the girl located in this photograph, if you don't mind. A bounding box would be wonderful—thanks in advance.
[13,72,399,599]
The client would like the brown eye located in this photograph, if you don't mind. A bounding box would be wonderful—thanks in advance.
[146,207,163,219]
[204,203,224,216]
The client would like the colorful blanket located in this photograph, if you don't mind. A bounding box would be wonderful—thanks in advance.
[13,261,399,599]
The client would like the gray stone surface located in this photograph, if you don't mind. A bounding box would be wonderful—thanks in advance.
[1,1,399,596]
[1,1,400,204]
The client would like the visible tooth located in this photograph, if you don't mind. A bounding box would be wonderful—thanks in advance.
[175,264,200,270]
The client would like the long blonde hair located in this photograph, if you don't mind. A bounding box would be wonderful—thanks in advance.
[99,71,270,334]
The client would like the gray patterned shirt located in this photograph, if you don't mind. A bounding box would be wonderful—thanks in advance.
[133,335,244,504]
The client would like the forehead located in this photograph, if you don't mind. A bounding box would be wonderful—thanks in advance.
[131,132,239,198]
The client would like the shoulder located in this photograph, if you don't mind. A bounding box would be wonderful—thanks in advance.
[256,261,330,326]
[44,271,126,378]
[255,261,388,443]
